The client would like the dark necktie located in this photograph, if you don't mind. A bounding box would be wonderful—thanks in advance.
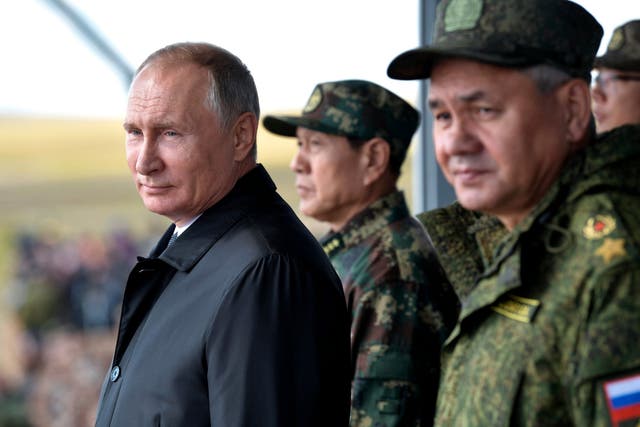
[166,231,178,248]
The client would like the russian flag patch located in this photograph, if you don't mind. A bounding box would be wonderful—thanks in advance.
[604,374,640,427]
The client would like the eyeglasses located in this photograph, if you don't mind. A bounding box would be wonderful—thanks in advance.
[593,73,640,90]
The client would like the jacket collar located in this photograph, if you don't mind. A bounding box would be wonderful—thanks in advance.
[151,164,276,272]
[418,204,506,301]
[320,191,409,257]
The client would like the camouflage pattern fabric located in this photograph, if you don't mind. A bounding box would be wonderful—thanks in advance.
[320,191,459,427]
[418,203,506,300]
[420,124,640,426]
[595,20,640,71]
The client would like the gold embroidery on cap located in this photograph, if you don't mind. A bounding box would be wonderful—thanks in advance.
[444,0,483,33]
[303,87,323,114]
[608,28,624,51]
[583,215,616,240]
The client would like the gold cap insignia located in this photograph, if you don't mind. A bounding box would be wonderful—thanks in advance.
[583,215,616,240]
[608,28,624,51]
[303,87,323,114]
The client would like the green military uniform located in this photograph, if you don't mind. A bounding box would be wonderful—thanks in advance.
[420,125,640,426]
[321,190,458,427]
[264,80,460,427]
[387,0,640,424]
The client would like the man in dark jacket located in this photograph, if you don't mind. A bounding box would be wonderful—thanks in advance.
[94,42,351,427]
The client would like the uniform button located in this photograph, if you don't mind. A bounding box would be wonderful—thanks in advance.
[110,365,121,382]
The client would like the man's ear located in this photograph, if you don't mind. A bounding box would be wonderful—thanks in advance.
[559,80,592,149]
[232,112,258,161]
[361,137,391,186]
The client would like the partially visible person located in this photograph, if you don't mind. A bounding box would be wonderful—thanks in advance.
[592,20,640,133]
[94,42,351,427]
[388,0,640,425]
[263,80,459,427]
[0,310,31,427]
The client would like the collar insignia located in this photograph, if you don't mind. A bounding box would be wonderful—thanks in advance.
[491,294,541,323]
[322,235,344,258]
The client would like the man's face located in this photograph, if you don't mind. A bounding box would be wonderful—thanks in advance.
[429,59,572,228]
[290,128,368,229]
[124,62,239,226]
[591,67,640,133]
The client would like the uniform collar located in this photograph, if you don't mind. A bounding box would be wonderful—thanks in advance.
[320,190,408,257]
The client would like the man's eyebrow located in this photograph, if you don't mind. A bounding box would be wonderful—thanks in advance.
[427,98,442,110]
[123,120,180,131]
[428,90,489,110]
[458,90,487,103]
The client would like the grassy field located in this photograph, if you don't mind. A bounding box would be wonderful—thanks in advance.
[0,116,413,293]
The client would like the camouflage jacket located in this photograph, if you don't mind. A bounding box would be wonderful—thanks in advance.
[320,191,459,427]
[420,124,640,427]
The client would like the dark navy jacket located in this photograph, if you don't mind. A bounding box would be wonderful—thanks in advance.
[95,165,351,427]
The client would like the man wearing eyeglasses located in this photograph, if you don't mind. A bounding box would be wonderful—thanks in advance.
[592,20,640,133]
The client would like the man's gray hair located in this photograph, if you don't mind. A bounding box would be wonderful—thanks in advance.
[520,64,573,93]
[135,42,260,132]
[521,63,597,139]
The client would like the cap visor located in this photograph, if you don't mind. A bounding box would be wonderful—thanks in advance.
[263,115,349,138]
[594,54,640,71]
[262,116,300,137]
[387,46,534,80]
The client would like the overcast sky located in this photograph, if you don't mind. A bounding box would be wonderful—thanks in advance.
[1,0,637,119]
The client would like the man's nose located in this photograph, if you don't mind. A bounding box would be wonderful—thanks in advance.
[439,116,482,156]
[136,139,162,175]
[289,149,309,174]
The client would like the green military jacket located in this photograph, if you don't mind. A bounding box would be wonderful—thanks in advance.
[420,124,640,426]
[321,191,459,427]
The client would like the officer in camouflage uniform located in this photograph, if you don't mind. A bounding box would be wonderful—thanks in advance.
[388,0,640,425]
[592,20,640,133]
[263,80,459,427]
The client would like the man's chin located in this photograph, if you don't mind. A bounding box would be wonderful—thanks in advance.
[299,204,314,218]
[456,193,491,214]
[141,199,173,218]
[299,203,325,222]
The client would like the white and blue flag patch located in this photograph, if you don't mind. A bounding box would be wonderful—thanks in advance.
[604,374,640,427]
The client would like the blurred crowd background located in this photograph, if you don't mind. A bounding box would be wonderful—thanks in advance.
[0,226,145,426]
